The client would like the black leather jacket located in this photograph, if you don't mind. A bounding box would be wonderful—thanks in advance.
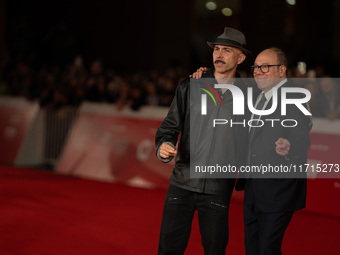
[155,70,249,196]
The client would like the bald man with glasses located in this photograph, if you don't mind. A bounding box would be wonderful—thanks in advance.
[192,47,311,255]
[236,47,311,255]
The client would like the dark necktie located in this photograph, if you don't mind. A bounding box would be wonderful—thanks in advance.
[249,93,267,142]
[247,93,266,166]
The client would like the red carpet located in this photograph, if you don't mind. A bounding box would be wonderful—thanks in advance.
[0,165,339,255]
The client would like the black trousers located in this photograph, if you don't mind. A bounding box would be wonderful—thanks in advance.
[244,180,294,255]
[158,184,231,255]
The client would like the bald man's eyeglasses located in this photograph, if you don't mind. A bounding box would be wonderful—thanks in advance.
[251,64,281,73]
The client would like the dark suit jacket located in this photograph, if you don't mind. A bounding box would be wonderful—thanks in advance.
[236,80,311,213]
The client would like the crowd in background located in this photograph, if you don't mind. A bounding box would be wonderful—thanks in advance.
[1,17,340,120]
[1,54,340,121]
[0,56,186,111]
[288,67,340,121]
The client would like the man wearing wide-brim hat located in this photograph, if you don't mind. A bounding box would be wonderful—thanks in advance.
[155,27,250,255]
[193,27,251,79]
[207,27,251,55]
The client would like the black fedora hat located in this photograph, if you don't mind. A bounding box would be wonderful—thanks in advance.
[207,27,251,55]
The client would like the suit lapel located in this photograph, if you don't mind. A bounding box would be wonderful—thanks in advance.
[250,85,282,142]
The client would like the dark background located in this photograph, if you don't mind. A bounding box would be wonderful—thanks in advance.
[1,0,340,77]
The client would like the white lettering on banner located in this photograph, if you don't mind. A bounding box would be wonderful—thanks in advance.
[4,126,17,139]
[137,139,153,162]
[100,132,113,145]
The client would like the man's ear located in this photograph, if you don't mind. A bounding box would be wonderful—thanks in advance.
[280,65,287,77]
[237,53,246,65]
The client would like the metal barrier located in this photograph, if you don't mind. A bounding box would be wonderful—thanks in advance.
[43,107,78,166]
